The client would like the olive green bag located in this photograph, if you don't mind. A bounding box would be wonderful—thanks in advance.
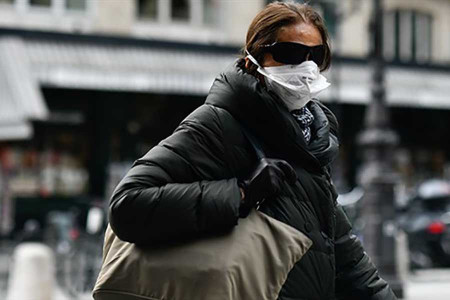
[93,210,312,300]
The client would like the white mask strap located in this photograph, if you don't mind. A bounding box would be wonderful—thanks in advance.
[245,50,262,69]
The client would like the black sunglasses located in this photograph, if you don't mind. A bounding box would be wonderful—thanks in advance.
[261,42,325,66]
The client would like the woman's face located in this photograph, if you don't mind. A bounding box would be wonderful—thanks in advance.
[262,21,323,68]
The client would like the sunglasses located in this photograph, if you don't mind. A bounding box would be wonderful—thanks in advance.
[261,42,326,66]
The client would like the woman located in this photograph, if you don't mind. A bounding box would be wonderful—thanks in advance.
[109,2,397,300]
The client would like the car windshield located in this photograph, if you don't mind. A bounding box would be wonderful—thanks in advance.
[421,196,450,212]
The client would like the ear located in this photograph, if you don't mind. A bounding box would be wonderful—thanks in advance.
[244,57,250,69]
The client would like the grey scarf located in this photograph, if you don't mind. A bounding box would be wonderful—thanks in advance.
[291,107,314,144]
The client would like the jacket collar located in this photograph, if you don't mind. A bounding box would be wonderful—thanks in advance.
[205,61,338,174]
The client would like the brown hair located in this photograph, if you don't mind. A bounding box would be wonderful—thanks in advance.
[239,1,332,75]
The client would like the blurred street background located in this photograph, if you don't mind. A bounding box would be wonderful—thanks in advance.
[1,0,450,299]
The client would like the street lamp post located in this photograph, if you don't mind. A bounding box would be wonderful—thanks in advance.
[357,0,404,298]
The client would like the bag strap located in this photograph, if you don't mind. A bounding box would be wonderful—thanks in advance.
[241,127,266,160]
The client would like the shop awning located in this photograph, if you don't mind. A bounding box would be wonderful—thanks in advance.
[320,63,450,109]
[23,35,450,109]
[0,121,32,141]
[25,38,236,95]
[0,37,48,140]
[2,28,450,142]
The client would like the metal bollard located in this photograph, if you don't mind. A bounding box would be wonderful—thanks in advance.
[6,242,56,300]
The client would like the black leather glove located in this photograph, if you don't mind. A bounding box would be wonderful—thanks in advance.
[238,158,297,217]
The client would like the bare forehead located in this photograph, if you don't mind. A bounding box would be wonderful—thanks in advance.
[277,22,323,46]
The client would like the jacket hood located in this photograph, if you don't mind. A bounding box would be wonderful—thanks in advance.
[205,61,339,173]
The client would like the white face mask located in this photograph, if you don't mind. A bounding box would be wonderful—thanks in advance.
[246,52,330,111]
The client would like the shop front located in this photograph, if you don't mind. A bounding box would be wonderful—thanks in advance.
[1,28,450,236]
[0,28,236,236]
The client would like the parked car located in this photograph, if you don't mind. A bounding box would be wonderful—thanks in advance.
[398,179,450,269]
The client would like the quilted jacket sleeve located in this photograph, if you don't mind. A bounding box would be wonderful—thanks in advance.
[334,205,398,300]
[108,105,242,245]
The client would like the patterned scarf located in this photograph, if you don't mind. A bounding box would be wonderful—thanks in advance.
[291,107,315,144]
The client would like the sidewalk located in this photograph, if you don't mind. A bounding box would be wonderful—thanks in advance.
[2,279,450,300]
[403,269,450,300]
[53,278,450,300]
[53,272,450,300]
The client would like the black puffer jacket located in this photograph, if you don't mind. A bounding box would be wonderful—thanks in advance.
[109,62,397,300]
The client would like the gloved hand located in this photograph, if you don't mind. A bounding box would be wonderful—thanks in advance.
[238,158,297,217]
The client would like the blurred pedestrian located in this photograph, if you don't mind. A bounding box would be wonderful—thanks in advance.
[107,2,397,299]
[18,219,43,243]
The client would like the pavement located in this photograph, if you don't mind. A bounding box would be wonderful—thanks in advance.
[403,269,450,300]
[2,242,450,300]
[55,270,450,300]
[3,271,450,300]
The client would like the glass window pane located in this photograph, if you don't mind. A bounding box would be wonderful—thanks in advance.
[172,0,189,21]
[383,11,396,60]
[30,0,51,6]
[415,13,432,63]
[321,3,336,37]
[138,0,157,19]
[310,2,336,38]
[203,0,218,26]
[399,10,413,61]
[66,0,86,11]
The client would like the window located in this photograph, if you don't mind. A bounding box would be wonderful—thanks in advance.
[0,0,89,18]
[415,12,432,62]
[30,0,50,7]
[265,0,337,37]
[308,1,337,38]
[203,0,218,26]
[137,0,212,26]
[26,0,87,11]
[171,0,189,21]
[66,0,86,11]
[138,0,157,19]
[384,10,432,63]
